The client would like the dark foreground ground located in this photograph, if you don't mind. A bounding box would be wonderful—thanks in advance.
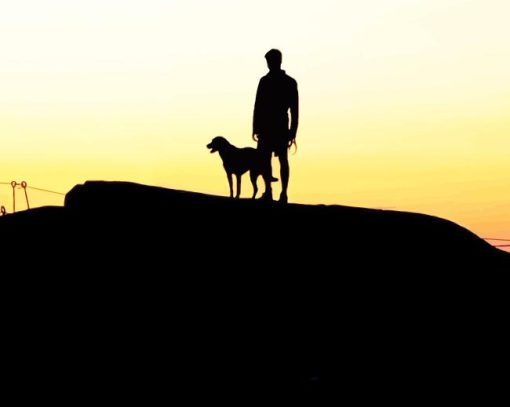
[2,181,509,403]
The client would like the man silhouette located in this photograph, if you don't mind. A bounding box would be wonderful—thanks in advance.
[253,49,299,203]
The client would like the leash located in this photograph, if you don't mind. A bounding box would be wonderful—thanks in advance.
[289,138,297,154]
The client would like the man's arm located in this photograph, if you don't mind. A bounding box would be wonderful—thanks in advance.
[252,79,263,141]
[289,80,299,141]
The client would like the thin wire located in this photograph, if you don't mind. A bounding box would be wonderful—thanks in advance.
[495,245,510,248]
[27,186,65,196]
[2,182,64,195]
[483,238,510,242]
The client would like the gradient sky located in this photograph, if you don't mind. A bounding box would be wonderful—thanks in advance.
[1,0,509,244]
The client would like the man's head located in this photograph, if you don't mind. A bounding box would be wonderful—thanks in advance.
[265,49,282,71]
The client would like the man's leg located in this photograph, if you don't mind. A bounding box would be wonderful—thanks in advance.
[258,139,273,200]
[279,149,289,203]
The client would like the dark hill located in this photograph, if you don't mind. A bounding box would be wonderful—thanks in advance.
[1,181,508,402]
[2,180,507,267]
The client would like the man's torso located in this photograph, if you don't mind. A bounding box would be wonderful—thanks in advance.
[256,70,297,135]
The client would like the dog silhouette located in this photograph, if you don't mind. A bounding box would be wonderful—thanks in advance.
[207,136,277,199]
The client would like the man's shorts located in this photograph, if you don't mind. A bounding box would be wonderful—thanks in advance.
[257,131,289,157]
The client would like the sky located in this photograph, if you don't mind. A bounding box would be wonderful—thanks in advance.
[1,0,509,246]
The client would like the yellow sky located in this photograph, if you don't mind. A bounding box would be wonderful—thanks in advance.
[1,0,509,242]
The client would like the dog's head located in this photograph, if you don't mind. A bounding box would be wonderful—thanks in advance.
[207,136,230,153]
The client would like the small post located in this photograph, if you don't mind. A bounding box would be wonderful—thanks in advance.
[21,181,30,209]
[1,206,6,216]
[11,181,16,213]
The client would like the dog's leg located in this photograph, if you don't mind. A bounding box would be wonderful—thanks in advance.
[250,170,258,199]
[227,173,233,198]
[235,174,241,199]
